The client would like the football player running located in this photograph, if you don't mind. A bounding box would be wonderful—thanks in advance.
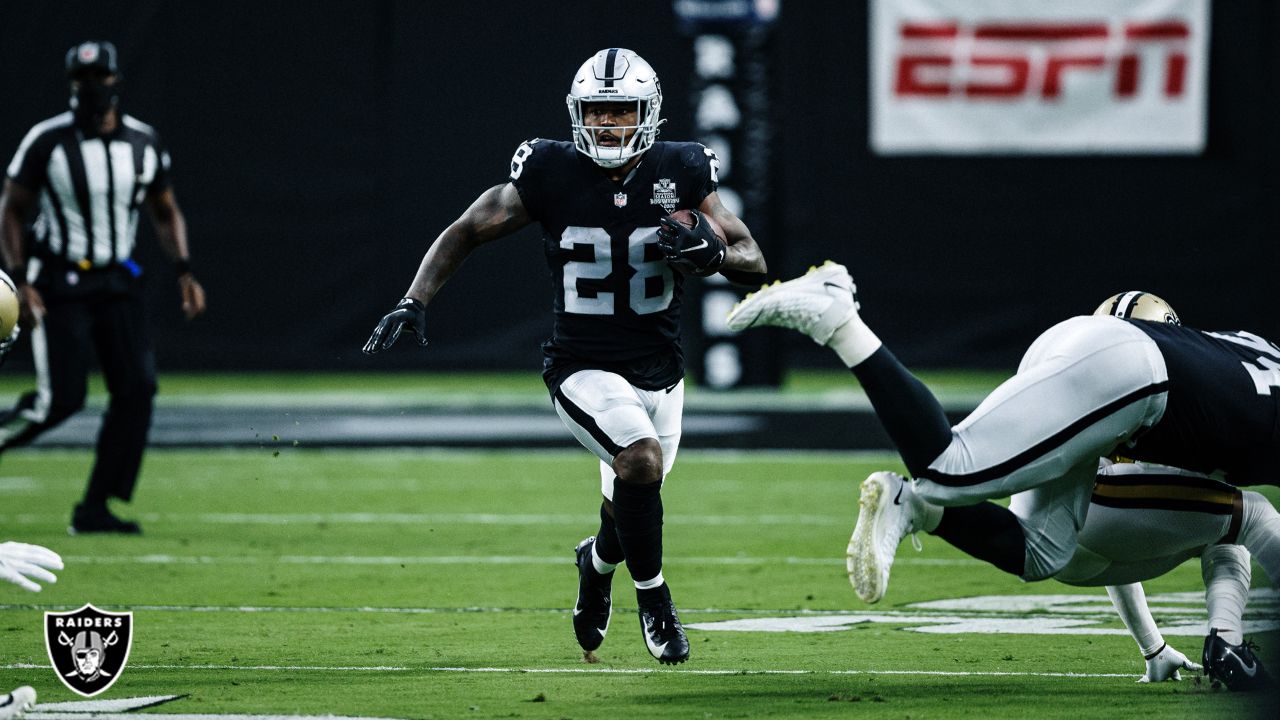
[364,49,766,665]
[725,264,1278,676]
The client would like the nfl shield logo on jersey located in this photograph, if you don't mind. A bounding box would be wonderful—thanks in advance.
[45,604,134,697]
[614,192,628,208]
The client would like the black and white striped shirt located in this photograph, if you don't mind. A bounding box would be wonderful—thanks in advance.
[6,112,171,275]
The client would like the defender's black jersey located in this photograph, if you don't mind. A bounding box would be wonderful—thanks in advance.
[1124,320,1280,487]
[508,139,719,393]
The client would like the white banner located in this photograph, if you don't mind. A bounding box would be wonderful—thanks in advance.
[870,0,1210,154]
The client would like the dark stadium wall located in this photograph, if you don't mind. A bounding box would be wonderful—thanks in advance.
[0,1,1275,374]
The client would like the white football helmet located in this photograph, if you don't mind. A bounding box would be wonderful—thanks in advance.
[1094,291,1180,325]
[566,48,663,168]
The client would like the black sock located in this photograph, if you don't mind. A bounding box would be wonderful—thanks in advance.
[851,346,953,479]
[611,481,664,584]
[932,503,1026,576]
[79,492,108,510]
[594,498,625,566]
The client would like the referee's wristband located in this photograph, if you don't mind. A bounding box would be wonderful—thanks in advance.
[174,258,193,276]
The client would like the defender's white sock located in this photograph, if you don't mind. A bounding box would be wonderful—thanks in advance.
[1202,543,1250,646]
[914,491,944,534]
[1238,490,1280,586]
[828,314,882,368]
[1106,583,1164,657]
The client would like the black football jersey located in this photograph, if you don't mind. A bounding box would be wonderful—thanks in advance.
[508,139,720,393]
[1123,320,1280,487]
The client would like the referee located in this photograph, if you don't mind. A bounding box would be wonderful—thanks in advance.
[0,41,206,534]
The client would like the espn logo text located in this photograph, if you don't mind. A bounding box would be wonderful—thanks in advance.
[895,21,1192,101]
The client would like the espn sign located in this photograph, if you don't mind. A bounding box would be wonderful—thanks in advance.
[871,0,1209,154]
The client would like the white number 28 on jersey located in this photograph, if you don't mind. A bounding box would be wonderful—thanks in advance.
[559,227,673,315]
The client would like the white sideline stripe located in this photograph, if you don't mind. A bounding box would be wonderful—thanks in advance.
[0,604,1047,617]
[6,663,408,672]
[29,715,403,720]
[0,512,850,526]
[1,662,1129,679]
[56,554,980,567]
[33,696,181,712]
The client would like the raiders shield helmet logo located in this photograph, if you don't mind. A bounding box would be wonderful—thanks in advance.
[44,604,133,697]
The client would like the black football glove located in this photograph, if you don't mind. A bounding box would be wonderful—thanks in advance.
[657,210,728,276]
[363,297,428,355]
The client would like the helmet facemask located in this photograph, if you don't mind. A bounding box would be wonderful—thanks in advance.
[566,49,663,168]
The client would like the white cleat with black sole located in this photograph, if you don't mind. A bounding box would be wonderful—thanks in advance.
[725,261,858,343]
[847,471,921,604]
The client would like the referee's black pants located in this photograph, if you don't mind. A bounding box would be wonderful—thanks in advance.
[0,289,156,504]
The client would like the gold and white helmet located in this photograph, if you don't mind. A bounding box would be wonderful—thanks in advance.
[566,48,663,168]
[1094,291,1180,325]
[0,269,19,337]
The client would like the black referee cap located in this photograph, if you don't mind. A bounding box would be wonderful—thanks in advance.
[65,41,120,78]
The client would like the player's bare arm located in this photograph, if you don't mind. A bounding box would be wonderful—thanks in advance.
[147,187,205,320]
[0,180,44,326]
[404,182,531,305]
[698,191,766,285]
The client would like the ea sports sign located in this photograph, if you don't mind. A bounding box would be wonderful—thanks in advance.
[45,604,134,697]
[870,0,1209,153]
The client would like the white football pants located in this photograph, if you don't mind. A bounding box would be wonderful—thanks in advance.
[552,369,684,501]
[914,316,1170,579]
[1054,461,1241,586]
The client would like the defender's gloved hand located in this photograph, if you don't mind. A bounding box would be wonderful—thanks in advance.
[363,298,428,355]
[657,210,727,276]
[0,541,63,592]
[1139,642,1202,682]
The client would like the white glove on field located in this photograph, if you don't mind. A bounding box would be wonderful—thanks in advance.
[0,541,63,592]
[1139,642,1202,683]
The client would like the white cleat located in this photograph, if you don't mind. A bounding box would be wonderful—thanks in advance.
[725,261,859,344]
[0,687,36,720]
[847,471,919,604]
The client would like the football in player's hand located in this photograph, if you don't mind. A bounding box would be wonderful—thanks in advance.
[661,209,728,277]
[668,209,725,245]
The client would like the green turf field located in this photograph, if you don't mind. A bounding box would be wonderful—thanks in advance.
[1,448,1276,719]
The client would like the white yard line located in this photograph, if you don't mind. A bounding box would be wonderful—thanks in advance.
[52,554,979,567]
[0,661,1129,679]
[0,512,850,526]
[0,604,987,616]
